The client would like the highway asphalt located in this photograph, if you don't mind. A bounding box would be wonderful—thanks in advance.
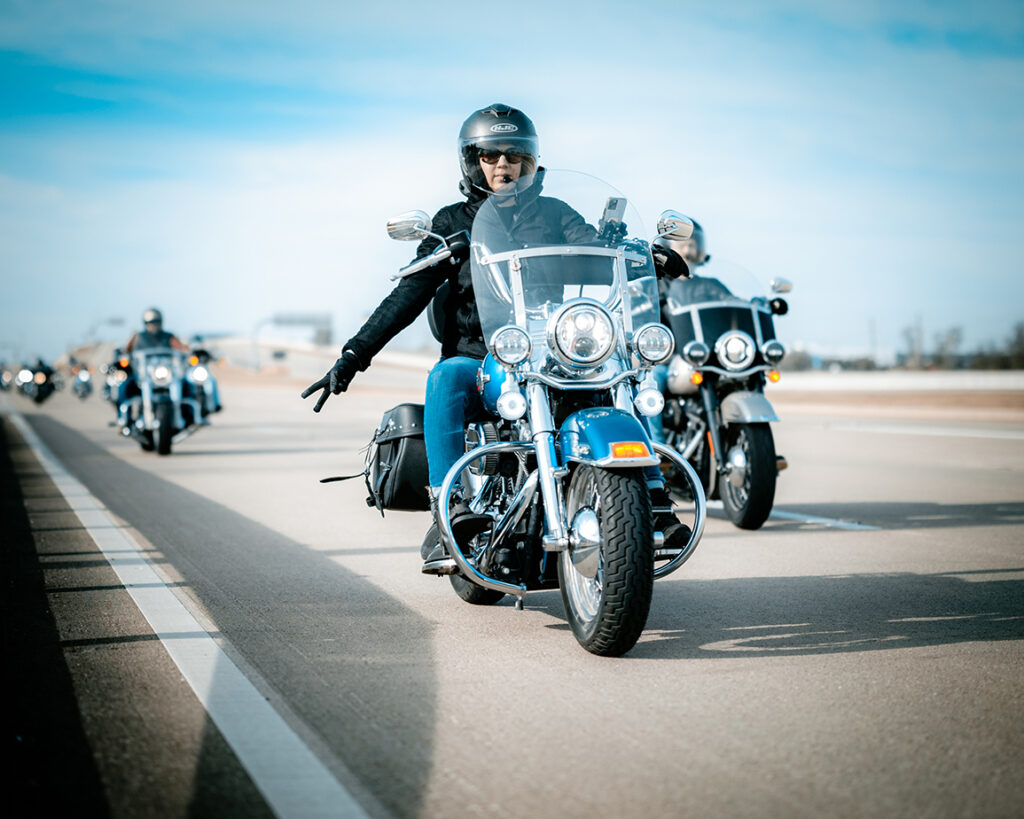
[3,366,1023,818]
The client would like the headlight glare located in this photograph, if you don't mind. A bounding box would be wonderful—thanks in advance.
[549,299,616,368]
[190,365,209,383]
[715,331,756,371]
[150,364,173,386]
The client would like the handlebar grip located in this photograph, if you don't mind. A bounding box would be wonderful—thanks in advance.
[392,248,453,280]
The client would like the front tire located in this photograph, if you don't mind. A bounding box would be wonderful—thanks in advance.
[720,423,776,530]
[558,466,653,657]
[156,403,174,456]
[449,574,505,605]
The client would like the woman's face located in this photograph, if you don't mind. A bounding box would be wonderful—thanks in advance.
[479,148,524,191]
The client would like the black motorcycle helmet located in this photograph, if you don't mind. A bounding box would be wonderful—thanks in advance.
[458,104,539,195]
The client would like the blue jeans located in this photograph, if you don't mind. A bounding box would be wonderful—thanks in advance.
[424,356,484,488]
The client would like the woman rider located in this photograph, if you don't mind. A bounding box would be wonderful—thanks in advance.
[302,104,689,571]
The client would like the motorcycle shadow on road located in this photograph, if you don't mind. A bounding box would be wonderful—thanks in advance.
[631,569,1024,659]
[767,501,1024,531]
[521,568,1024,660]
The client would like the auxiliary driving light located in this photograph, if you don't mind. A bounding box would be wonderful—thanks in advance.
[490,325,532,366]
[634,323,674,365]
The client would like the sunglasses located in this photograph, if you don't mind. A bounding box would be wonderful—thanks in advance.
[478,149,529,165]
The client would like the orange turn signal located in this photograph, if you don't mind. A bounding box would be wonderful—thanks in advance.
[119,358,130,368]
[690,372,703,386]
[611,442,650,459]
[767,370,781,383]
[189,355,200,366]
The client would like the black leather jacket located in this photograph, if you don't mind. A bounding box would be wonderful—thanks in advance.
[343,171,596,368]
[343,186,489,366]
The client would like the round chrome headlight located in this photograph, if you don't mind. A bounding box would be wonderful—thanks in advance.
[190,365,209,383]
[490,325,532,366]
[715,331,756,371]
[110,370,128,385]
[17,369,32,385]
[682,340,710,367]
[762,339,786,365]
[548,299,616,368]
[33,371,47,385]
[150,364,173,386]
[633,323,674,365]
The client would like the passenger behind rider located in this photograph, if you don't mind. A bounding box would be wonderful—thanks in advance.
[302,103,690,570]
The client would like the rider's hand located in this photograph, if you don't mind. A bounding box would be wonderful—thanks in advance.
[446,231,471,266]
[301,351,359,412]
[652,244,689,280]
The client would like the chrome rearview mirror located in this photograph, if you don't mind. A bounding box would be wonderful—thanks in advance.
[656,210,694,240]
[770,278,793,294]
[386,210,434,242]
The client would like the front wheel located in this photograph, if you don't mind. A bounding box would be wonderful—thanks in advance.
[156,403,174,456]
[558,466,653,657]
[720,423,776,530]
[449,574,505,605]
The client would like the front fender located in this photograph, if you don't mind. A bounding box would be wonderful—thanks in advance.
[558,408,659,468]
[721,390,779,424]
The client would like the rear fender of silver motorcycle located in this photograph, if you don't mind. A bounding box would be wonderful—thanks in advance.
[720,391,779,424]
[558,407,660,468]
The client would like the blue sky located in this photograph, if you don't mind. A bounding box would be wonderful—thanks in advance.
[1,0,1022,364]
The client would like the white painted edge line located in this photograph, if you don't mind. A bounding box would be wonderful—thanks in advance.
[8,412,370,819]
[705,500,879,531]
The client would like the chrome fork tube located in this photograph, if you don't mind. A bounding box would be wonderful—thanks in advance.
[526,382,568,551]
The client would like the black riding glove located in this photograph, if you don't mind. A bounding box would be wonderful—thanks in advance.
[301,350,360,412]
[446,231,471,267]
[652,244,689,280]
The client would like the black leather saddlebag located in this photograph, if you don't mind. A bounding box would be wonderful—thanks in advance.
[366,403,430,512]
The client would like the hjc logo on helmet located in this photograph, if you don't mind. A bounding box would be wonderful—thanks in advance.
[490,123,519,133]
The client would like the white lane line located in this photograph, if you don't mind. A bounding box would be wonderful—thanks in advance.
[9,413,369,819]
[768,509,880,531]
[706,499,880,531]
[830,422,1024,440]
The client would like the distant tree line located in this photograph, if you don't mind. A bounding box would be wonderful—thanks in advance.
[896,322,1024,370]
[778,321,1024,372]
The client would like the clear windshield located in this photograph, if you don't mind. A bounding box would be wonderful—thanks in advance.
[664,258,771,310]
[470,170,658,361]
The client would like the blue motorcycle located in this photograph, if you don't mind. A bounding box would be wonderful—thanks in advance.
[375,170,706,656]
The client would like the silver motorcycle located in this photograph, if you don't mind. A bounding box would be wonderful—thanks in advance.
[658,258,792,529]
[120,348,207,455]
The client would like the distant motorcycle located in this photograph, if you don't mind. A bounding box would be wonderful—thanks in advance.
[71,366,93,400]
[119,348,209,454]
[16,361,57,405]
[658,258,791,529]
